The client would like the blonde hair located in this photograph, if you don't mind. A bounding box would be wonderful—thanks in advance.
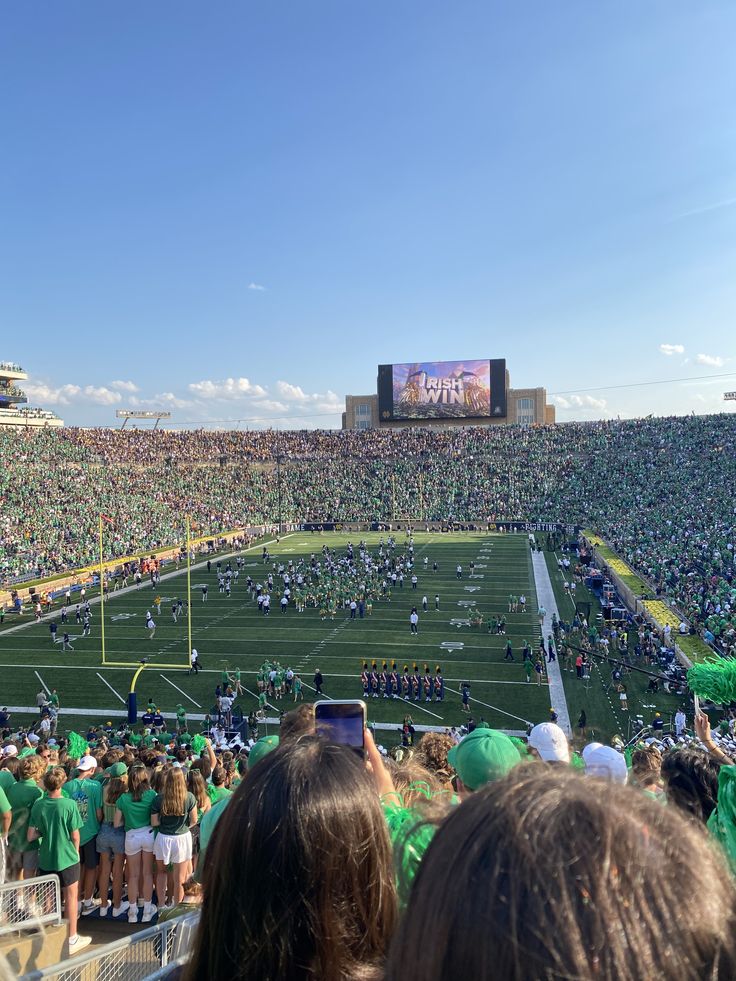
[20,755,47,782]
[160,767,187,817]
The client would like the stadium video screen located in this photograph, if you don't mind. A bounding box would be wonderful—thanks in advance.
[377,359,507,421]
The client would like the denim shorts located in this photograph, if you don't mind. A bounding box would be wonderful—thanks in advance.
[96,822,125,857]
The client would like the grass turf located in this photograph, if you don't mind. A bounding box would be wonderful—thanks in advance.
[1,532,552,733]
[0,532,687,743]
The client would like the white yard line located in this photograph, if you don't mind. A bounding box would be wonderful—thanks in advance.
[0,660,533,686]
[446,685,532,725]
[34,670,51,696]
[0,533,295,639]
[531,551,572,736]
[160,674,202,708]
[96,672,126,704]
[1,703,525,738]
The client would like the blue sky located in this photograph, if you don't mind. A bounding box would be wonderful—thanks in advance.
[1,1,735,427]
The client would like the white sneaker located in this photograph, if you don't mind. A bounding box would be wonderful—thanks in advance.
[81,899,101,916]
[69,934,92,952]
[112,901,130,917]
[128,906,139,923]
[141,902,157,923]
[98,901,111,917]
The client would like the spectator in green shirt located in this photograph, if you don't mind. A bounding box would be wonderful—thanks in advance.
[114,764,157,923]
[176,704,187,733]
[0,782,11,883]
[63,755,102,914]
[210,765,232,803]
[6,754,44,880]
[28,767,90,952]
[151,768,197,907]
[0,754,19,794]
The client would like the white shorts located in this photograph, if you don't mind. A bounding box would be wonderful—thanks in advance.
[125,826,155,856]
[153,832,193,865]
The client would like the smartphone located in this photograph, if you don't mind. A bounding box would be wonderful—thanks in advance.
[314,700,366,757]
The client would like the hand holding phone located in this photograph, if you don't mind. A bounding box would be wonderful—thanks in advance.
[314,700,366,757]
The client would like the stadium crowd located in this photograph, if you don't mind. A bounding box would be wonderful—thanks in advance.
[1,413,735,651]
[2,706,736,977]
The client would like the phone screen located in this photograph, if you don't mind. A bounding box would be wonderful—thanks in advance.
[314,700,366,755]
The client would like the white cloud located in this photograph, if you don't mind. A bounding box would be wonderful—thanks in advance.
[23,380,122,406]
[276,381,308,401]
[82,386,122,406]
[552,393,607,412]
[276,380,343,412]
[695,353,725,368]
[247,282,266,291]
[153,392,195,410]
[109,380,139,393]
[659,343,685,356]
[250,399,289,414]
[187,377,268,400]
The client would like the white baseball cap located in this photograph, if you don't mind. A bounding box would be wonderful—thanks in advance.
[584,745,628,785]
[528,723,570,764]
[28,733,40,744]
[77,755,97,772]
[581,742,604,764]
[2,745,18,757]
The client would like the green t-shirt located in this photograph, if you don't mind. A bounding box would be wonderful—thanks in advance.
[62,778,102,845]
[0,785,10,815]
[29,796,83,872]
[116,789,157,831]
[151,791,196,836]
[7,779,43,853]
[210,786,232,804]
[176,709,186,725]
[199,797,231,853]
[0,770,16,793]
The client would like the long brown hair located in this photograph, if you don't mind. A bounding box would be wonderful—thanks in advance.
[104,774,128,807]
[385,766,736,981]
[128,765,151,802]
[186,768,209,811]
[185,736,398,981]
[160,767,187,817]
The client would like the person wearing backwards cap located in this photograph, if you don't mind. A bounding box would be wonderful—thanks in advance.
[447,728,522,796]
[63,755,103,915]
[527,722,571,765]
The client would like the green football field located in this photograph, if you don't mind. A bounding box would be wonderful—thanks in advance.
[0,531,680,743]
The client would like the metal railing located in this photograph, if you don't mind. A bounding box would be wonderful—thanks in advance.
[0,874,62,938]
[19,911,199,981]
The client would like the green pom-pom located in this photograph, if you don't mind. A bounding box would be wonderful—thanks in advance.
[67,732,88,759]
[191,733,206,754]
[688,658,736,703]
[569,751,586,770]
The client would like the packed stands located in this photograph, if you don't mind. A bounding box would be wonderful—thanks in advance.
[1,415,734,651]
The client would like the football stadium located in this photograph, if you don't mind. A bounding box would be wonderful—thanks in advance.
[3,5,736,979]
[2,372,736,974]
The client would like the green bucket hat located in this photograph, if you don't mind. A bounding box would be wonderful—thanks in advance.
[248,735,279,770]
[447,728,521,791]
